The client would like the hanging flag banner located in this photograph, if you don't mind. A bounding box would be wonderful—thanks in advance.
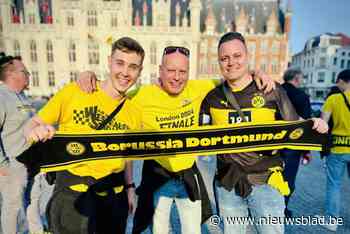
[17,120,328,172]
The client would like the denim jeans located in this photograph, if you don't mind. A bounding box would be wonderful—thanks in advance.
[152,179,201,234]
[215,181,285,234]
[0,160,27,234]
[27,173,54,233]
[281,149,302,207]
[325,153,350,218]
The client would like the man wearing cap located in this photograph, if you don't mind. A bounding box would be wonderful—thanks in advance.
[0,53,34,234]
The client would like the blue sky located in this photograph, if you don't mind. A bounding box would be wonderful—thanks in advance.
[288,0,350,55]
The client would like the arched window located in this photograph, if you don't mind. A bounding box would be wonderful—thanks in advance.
[46,40,54,63]
[88,39,99,65]
[30,40,37,63]
[68,40,76,63]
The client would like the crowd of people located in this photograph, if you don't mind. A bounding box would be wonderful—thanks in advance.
[0,31,348,234]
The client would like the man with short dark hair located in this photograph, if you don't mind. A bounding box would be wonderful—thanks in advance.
[281,68,311,217]
[0,52,34,234]
[24,37,144,234]
[199,32,328,234]
[321,69,350,232]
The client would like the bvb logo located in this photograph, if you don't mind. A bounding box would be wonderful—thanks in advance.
[252,94,265,108]
[66,142,86,156]
[289,128,304,140]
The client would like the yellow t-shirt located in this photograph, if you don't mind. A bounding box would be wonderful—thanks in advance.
[38,82,141,179]
[323,91,350,153]
[131,79,216,172]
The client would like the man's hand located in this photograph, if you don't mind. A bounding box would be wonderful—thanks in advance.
[311,118,329,134]
[76,71,98,93]
[127,187,136,215]
[253,70,276,94]
[25,124,56,143]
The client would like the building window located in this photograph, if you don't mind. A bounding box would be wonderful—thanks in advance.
[333,57,337,66]
[70,71,78,82]
[88,39,99,65]
[316,90,324,99]
[87,10,98,27]
[260,58,268,73]
[271,58,279,74]
[347,60,350,69]
[67,11,74,26]
[68,41,76,63]
[48,71,55,87]
[319,57,326,68]
[30,40,37,63]
[247,42,256,59]
[332,72,337,83]
[31,71,39,87]
[150,42,157,65]
[199,57,207,74]
[311,58,314,67]
[260,40,268,54]
[342,51,346,56]
[46,40,54,63]
[29,14,35,24]
[317,72,325,83]
[271,41,279,54]
[341,59,345,69]
[13,40,21,57]
[111,13,118,27]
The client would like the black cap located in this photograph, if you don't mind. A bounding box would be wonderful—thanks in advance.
[218,32,246,51]
[0,52,16,67]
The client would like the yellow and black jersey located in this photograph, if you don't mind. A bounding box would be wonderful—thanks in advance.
[199,81,299,184]
[38,82,141,180]
[323,91,350,153]
[131,79,216,172]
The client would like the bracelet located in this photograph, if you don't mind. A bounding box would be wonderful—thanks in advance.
[125,183,135,189]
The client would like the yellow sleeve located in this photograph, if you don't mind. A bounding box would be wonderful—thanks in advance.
[125,100,143,130]
[322,95,336,114]
[38,83,76,125]
[130,85,150,108]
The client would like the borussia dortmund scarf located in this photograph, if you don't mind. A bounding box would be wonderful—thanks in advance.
[17,119,328,173]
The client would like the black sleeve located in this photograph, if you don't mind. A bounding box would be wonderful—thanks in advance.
[199,96,212,126]
[298,95,311,119]
[274,85,299,121]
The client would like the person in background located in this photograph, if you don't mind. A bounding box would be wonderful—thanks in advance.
[281,69,311,217]
[321,69,350,232]
[0,52,34,234]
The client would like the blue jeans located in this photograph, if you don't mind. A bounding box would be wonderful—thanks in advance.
[325,153,350,218]
[153,179,201,234]
[215,181,285,234]
[281,149,302,207]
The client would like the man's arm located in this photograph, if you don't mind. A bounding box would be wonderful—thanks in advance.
[276,85,328,133]
[321,111,332,123]
[76,71,98,93]
[124,161,135,214]
[0,102,9,175]
[23,115,56,143]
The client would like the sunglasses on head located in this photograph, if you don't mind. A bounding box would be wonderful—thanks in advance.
[163,46,190,57]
